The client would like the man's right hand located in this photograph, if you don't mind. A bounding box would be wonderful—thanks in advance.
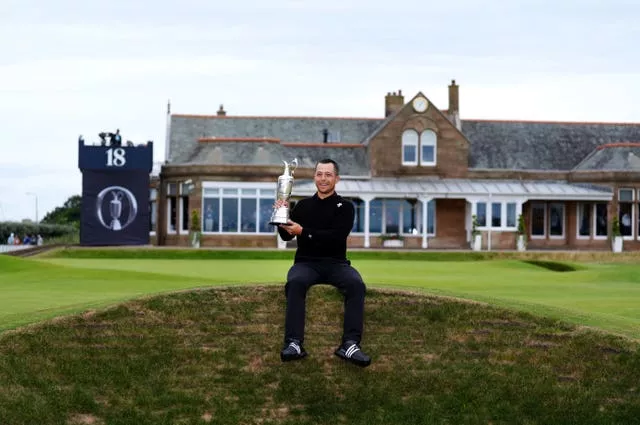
[273,200,289,209]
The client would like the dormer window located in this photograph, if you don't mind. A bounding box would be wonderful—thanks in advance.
[420,129,437,166]
[402,128,437,166]
[401,129,418,165]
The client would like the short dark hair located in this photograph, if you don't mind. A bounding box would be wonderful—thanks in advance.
[315,158,339,175]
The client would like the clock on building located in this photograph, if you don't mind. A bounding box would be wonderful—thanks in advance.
[412,97,428,113]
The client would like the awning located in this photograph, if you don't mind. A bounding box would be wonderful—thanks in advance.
[292,178,613,201]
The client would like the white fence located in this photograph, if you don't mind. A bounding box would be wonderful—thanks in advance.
[0,245,34,254]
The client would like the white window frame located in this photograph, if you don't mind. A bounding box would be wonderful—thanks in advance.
[473,200,521,231]
[401,130,418,166]
[618,188,635,241]
[419,129,437,166]
[201,182,276,235]
[166,183,178,234]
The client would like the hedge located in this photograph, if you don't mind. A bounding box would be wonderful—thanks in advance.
[0,221,77,243]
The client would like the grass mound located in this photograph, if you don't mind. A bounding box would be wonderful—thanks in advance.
[0,286,638,425]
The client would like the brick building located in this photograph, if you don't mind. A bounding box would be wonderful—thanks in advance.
[150,81,640,251]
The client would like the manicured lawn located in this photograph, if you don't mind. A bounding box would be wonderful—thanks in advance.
[11,256,640,340]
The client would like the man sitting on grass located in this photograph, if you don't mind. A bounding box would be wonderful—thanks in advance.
[276,158,371,367]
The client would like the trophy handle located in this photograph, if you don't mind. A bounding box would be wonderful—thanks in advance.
[288,158,298,174]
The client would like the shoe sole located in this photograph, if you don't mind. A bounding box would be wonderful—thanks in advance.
[280,352,307,362]
[334,351,371,367]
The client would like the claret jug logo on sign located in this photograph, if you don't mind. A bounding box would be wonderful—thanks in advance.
[95,186,138,231]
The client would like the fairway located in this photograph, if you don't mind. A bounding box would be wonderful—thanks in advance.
[5,255,638,340]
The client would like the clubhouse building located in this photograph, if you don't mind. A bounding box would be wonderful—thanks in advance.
[150,81,640,251]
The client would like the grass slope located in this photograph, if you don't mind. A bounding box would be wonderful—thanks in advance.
[0,285,638,425]
[34,257,640,340]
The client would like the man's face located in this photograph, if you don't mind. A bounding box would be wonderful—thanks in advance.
[314,163,339,197]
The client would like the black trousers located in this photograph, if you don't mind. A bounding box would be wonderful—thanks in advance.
[284,260,366,345]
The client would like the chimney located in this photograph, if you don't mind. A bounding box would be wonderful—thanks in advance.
[448,80,459,114]
[322,128,329,143]
[217,104,227,116]
[385,90,404,117]
[448,80,461,130]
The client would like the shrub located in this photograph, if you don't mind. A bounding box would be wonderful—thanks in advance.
[0,221,77,244]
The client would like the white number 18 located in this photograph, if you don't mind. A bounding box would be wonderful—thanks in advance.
[106,148,126,167]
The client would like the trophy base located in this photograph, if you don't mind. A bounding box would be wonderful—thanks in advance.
[269,208,289,226]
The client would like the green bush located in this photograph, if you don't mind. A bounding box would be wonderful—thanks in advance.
[0,221,77,244]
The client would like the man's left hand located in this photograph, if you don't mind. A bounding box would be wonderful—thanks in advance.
[279,220,303,236]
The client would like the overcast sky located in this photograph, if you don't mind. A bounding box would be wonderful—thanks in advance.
[1,0,639,222]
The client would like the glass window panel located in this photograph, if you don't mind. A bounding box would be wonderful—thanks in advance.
[385,199,401,234]
[402,199,418,234]
[181,197,189,231]
[168,197,177,232]
[221,198,238,232]
[491,202,501,227]
[595,203,608,236]
[427,199,435,235]
[369,199,383,233]
[578,203,592,237]
[203,198,219,232]
[149,201,157,232]
[531,202,546,236]
[150,189,157,201]
[506,203,516,227]
[619,204,633,236]
[350,198,364,233]
[421,146,434,163]
[180,183,192,195]
[476,202,487,227]
[167,183,178,196]
[549,203,564,236]
[222,188,238,196]
[259,198,273,233]
[619,189,633,202]
[240,198,257,232]
[241,189,257,196]
[204,188,219,196]
[403,145,417,163]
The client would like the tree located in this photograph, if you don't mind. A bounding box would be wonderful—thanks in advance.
[41,195,82,226]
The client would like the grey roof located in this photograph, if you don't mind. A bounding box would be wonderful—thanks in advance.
[179,141,371,176]
[168,115,381,163]
[168,113,640,173]
[293,178,613,200]
[573,144,640,171]
[463,120,640,170]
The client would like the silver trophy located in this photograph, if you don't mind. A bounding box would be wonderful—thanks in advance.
[269,158,298,225]
[109,191,123,230]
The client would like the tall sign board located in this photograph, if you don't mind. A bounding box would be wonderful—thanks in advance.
[78,140,153,246]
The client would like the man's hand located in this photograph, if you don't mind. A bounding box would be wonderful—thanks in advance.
[279,219,303,236]
[273,200,288,210]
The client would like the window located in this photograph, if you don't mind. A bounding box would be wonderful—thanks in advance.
[618,188,634,238]
[531,202,546,237]
[578,202,609,238]
[595,203,608,237]
[401,129,437,166]
[491,202,501,227]
[476,202,487,227]
[352,198,435,236]
[167,183,178,233]
[549,203,564,237]
[577,203,592,237]
[202,184,276,234]
[401,130,418,165]
[149,189,157,233]
[506,203,516,227]
[420,130,437,165]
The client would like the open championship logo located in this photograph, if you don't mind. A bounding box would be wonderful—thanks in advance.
[96,186,138,231]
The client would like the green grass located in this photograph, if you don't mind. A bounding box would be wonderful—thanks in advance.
[0,285,638,425]
[24,255,640,341]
